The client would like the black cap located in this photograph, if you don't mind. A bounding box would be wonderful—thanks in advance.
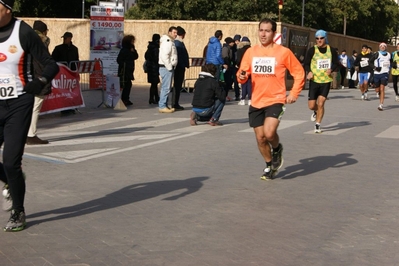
[0,0,14,11]
[61,32,73,38]
[152,33,160,42]
[234,34,241,41]
[224,37,234,44]
[177,26,186,36]
[33,20,48,33]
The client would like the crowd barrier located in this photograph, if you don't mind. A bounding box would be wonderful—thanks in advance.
[183,57,206,93]
[68,60,107,108]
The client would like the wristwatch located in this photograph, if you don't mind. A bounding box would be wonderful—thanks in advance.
[38,77,48,84]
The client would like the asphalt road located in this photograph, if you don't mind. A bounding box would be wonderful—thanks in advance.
[1,85,398,265]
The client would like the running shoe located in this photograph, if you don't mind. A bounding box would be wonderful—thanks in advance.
[248,100,251,106]
[238,100,245,105]
[364,93,368,100]
[260,167,274,181]
[314,123,322,133]
[396,95,399,102]
[2,185,12,212]
[310,111,317,122]
[376,92,379,98]
[3,210,26,232]
[271,144,284,171]
[361,94,365,101]
[378,104,383,111]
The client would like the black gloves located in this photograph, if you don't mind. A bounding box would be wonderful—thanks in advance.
[24,78,45,95]
[375,67,382,72]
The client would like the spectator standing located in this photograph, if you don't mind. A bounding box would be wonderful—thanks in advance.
[205,30,227,81]
[222,37,235,99]
[339,49,349,89]
[173,26,189,110]
[237,18,305,181]
[0,0,59,231]
[348,50,357,88]
[145,34,161,104]
[236,36,252,105]
[158,26,178,113]
[52,31,79,115]
[52,32,79,69]
[117,35,139,106]
[232,34,241,100]
[26,20,52,145]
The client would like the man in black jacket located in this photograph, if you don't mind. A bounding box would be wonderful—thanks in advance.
[52,31,79,115]
[190,64,226,126]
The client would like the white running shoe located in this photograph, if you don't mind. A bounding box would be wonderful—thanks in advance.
[310,111,317,122]
[361,95,365,100]
[314,123,322,133]
[364,93,368,100]
[341,85,345,90]
[376,92,379,98]
[396,95,399,102]
[378,104,383,111]
[238,100,245,105]
[247,100,251,106]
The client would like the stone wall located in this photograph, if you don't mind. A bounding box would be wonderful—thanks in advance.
[21,18,395,86]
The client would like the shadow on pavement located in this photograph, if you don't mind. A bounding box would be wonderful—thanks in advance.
[279,153,358,180]
[27,176,209,226]
[322,121,370,131]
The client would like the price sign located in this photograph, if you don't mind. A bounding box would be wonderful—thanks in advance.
[91,20,123,31]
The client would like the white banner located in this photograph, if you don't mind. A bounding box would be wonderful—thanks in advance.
[90,6,124,76]
[105,75,121,107]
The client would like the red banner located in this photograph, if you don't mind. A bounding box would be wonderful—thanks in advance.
[40,64,85,114]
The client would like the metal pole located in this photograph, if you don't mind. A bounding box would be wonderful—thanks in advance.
[301,0,305,27]
[82,0,84,18]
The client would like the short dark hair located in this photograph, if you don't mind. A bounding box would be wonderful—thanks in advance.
[258,18,277,32]
[214,30,223,38]
[168,26,177,33]
[202,64,217,76]
[121,34,135,49]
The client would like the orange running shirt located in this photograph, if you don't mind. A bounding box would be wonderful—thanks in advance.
[237,44,305,109]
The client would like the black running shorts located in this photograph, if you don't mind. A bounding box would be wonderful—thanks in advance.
[249,103,285,128]
[308,81,331,100]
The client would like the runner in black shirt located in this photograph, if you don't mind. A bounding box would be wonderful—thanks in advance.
[0,0,59,232]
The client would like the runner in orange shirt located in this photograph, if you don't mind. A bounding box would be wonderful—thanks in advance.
[237,18,305,181]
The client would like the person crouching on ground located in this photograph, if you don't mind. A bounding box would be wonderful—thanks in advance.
[190,64,226,126]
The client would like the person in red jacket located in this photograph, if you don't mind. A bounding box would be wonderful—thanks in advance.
[237,18,305,181]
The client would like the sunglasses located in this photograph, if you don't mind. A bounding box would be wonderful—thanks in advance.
[316,37,325,40]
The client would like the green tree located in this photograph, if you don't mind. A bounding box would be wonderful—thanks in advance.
[14,0,97,18]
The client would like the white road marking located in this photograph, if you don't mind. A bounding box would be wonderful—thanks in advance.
[375,126,399,139]
[238,120,307,132]
[25,134,179,147]
[23,132,202,164]
[41,117,136,132]
[114,117,188,130]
